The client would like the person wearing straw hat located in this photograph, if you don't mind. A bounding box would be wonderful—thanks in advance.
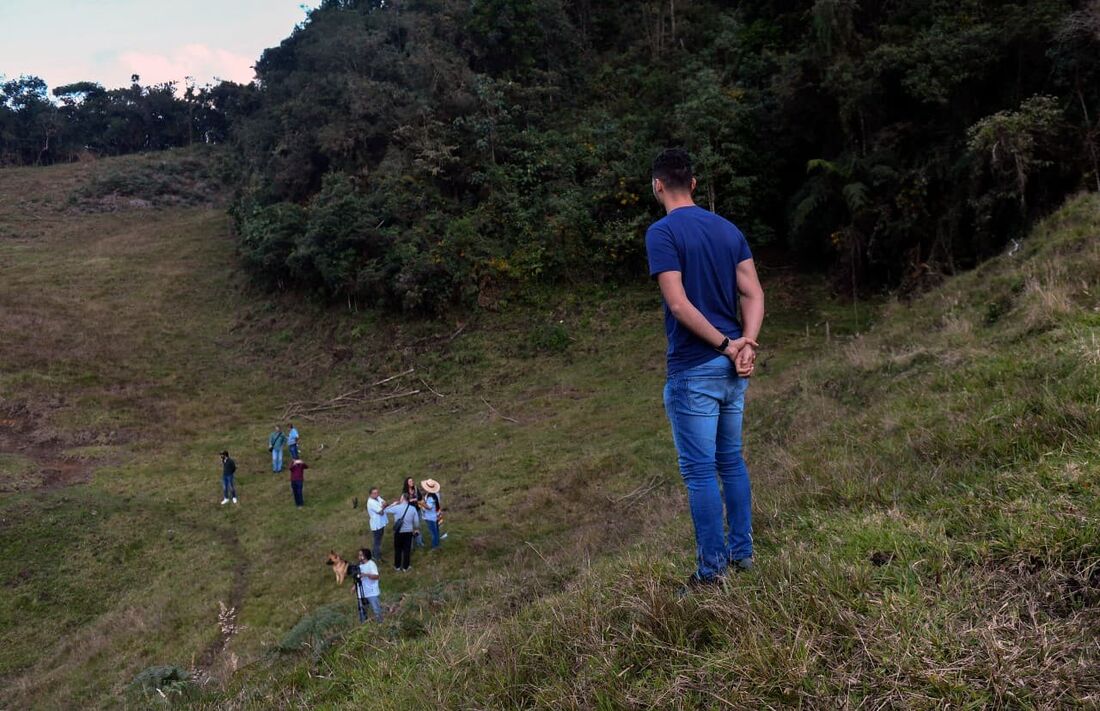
[420,479,443,549]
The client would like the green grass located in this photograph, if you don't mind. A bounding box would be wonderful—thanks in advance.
[201,195,1100,709]
[2,151,1098,708]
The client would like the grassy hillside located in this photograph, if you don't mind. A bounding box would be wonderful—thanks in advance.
[0,150,860,709]
[2,151,1098,709]
[200,196,1100,708]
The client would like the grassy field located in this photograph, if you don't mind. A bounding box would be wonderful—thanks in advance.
[2,151,1098,708]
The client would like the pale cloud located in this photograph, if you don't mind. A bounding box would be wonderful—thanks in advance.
[115,43,255,89]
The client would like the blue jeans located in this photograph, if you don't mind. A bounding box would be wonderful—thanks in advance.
[359,595,383,623]
[371,528,385,561]
[271,448,283,472]
[289,443,299,459]
[222,474,236,500]
[427,519,440,548]
[291,480,304,506]
[664,355,753,580]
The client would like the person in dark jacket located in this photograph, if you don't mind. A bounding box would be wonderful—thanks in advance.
[289,458,309,507]
[220,451,238,505]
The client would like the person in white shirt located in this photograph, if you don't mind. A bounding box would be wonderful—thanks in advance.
[366,487,388,561]
[354,548,383,623]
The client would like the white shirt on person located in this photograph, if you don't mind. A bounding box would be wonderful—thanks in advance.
[367,496,387,530]
[357,559,380,598]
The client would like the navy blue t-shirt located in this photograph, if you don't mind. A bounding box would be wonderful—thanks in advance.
[645,205,753,375]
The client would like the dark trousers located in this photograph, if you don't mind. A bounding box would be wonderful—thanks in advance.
[289,443,300,459]
[222,474,236,499]
[394,531,413,570]
[371,527,385,561]
[291,480,304,507]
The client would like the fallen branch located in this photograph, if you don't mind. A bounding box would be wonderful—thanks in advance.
[281,368,417,420]
[611,476,663,504]
[419,377,445,398]
[481,397,519,424]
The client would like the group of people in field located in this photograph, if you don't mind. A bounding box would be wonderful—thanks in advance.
[216,147,766,622]
[216,422,305,506]
[352,477,445,623]
[215,422,448,623]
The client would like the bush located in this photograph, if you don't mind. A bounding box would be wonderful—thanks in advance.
[277,603,355,658]
[128,665,194,700]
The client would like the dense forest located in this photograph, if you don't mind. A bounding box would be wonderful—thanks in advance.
[6,1,1100,312]
[229,0,1100,312]
[0,75,252,163]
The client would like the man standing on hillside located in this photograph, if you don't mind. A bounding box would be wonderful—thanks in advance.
[268,425,287,473]
[367,487,388,561]
[289,458,309,507]
[287,422,301,459]
[220,450,238,505]
[645,148,765,590]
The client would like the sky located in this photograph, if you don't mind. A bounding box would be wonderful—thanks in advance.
[0,0,316,91]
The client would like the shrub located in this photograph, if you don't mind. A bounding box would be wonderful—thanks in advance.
[277,603,355,658]
[128,665,194,700]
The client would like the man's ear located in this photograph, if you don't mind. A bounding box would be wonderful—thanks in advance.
[690,177,697,193]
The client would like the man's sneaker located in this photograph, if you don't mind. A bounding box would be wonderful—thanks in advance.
[677,572,724,598]
[730,558,754,572]
[220,498,229,505]
[232,497,238,505]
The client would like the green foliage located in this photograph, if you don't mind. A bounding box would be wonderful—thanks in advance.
[225,0,1100,311]
[128,665,194,700]
[69,148,226,210]
[0,74,253,166]
[277,604,355,657]
[968,95,1067,208]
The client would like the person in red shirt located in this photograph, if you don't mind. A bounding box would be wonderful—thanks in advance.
[289,458,309,507]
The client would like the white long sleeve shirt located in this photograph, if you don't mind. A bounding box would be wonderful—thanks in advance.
[367,496,388,531]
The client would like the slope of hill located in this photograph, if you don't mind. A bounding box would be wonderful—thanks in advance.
[0,151,860,709]
[2,152,1098,709]
[198,196,1100,708]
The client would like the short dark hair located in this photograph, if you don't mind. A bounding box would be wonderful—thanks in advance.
[360,547,372,561]
[652,148,694,191]
[220,450,229,457]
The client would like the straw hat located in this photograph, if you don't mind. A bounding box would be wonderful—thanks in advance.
[420,479,440,494]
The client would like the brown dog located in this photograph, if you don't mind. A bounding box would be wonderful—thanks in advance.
[325,551,350,585]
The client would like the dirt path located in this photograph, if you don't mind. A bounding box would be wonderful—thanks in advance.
[192,526,250,684]
[0,414,95,493]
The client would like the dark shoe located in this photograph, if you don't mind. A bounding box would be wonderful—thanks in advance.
[677,572,723,598]
[730,558,754,572]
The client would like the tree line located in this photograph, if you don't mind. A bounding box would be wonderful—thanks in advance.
[8,1,1100,312]
[229,0,1100,312]
[0,74,254,165]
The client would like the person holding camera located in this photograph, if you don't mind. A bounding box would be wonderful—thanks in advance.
[352,548,383,623]
[289,458,308,507]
